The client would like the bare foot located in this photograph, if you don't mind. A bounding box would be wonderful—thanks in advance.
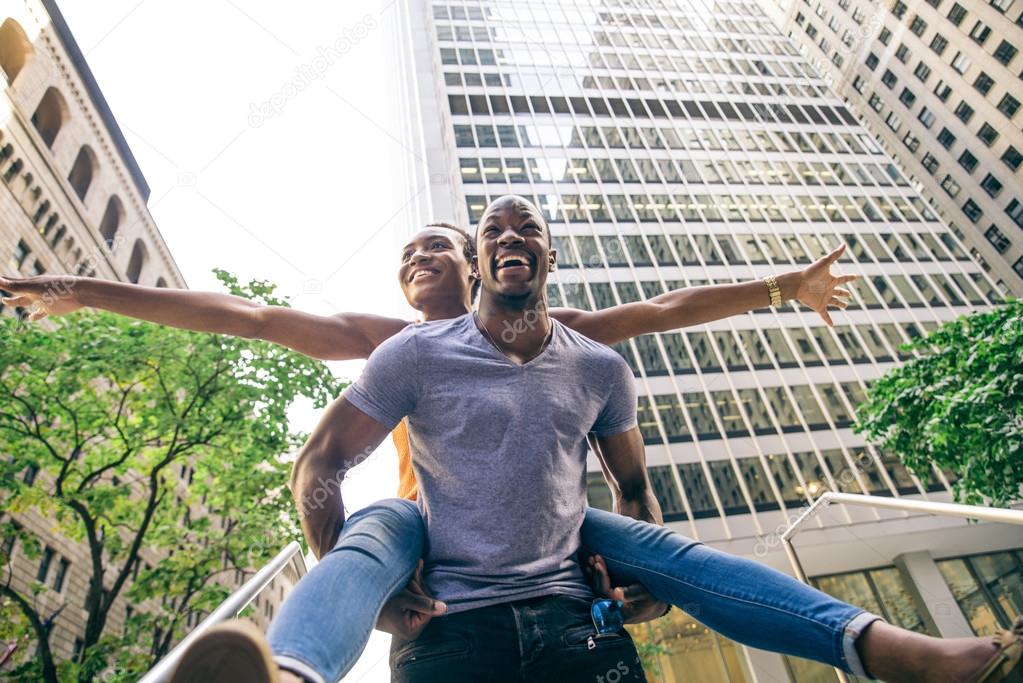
[858,621,1000,682]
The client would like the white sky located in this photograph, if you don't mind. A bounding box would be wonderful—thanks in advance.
[56,1,414,678]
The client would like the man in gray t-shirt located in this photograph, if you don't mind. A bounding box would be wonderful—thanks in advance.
[282,194,662,682]
[345,311,637,613]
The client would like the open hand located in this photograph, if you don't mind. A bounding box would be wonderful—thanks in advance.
[794,244,858,327]
[585,554,668,625]
[375,560,447,640]
[0,274,83,321]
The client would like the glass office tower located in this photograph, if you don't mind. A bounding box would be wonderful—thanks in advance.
[388,0,1022,679]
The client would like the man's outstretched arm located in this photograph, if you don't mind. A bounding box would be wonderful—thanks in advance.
[552,243,857,345]
[289,395,392,559]
[0,274,407,361]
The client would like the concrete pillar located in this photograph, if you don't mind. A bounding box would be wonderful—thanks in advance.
[894,551,974,637]
[742,646,794,683]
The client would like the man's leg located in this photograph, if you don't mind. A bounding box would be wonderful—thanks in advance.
[391,596,645,683]
[268,498,426,683]
[581,507,1005,682]
[389,604,519,682]
[522,595,645,683]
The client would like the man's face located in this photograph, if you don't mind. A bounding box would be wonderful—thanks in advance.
[397,227,474,310]
[475,196,556,304]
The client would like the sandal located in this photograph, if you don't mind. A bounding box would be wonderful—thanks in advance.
[966,616,1023,683]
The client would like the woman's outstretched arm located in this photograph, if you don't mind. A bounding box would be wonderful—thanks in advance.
[0,274,408,360]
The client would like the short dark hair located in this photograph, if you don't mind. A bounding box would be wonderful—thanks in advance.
[424,222,480,301]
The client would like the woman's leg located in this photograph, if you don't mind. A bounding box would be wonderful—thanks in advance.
[580,507,879,676]
[267,498,426,683]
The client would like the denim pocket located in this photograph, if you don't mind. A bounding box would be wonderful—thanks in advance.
[390,637,472,670]
[562,623,629,649]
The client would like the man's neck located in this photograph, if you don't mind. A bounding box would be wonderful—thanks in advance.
[475,295,552,364]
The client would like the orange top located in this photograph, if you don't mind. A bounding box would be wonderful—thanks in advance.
[393,419,418,501]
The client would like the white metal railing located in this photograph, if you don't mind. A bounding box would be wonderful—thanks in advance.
[781,492,1023,683]
[139,541,307,683]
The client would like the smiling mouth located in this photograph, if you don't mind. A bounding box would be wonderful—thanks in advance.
[494,254,534,272]
[409,268,440,282]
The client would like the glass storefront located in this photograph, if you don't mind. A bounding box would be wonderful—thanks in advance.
[630,609,749,682]
[784,565,932,682]
[938,548,1023,636]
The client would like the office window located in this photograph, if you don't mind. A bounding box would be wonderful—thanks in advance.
[994,41,1018,65]
[881,69,898,88]
[52,558,70,592]
[899,87,916,107]
[914,61,932,81]
[922,152,941,174]
[977,123,999,147]
[37,546,54,582]
[974,72,995,94]
[917,107,936,127]
[940,174,961,197]
[963,198,984,223]
[879,27,893,45]
[937,127,957,149]
[955,101,975,123]
[866,52,880,70]
[930,33,949,54]
[11,239,30,270]
[893,0,908,18]
[997,94,1020,118]
[1014,257,1023,279]
[969,21,992,45]
[903,131,921,152]
[909,16,927,35]
[896,44,911,63]
[959,149,979,173]
[985,225,1012,252]
[1002,146,1023,170]
[980,174,1003,197]
[947,2,968,24]
[1008,199,1023,228]
[869,92,884,111]
[933,79,952,101]
[885,111,903,131]
[852,74,867,93]
[951,51,972,74]
[988,0,1014,10]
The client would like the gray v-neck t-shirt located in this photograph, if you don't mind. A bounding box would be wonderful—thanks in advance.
[344,313,637,613]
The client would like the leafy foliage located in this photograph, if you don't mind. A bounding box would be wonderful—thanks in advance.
[0,271,345,681]
[855,299,1022,507]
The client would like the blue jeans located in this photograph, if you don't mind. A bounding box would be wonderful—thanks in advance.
[268,499,878,683]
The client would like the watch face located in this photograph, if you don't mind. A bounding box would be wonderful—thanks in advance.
[591,598,625,636]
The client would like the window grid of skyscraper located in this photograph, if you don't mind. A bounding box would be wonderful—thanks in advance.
[423,0,1001,543]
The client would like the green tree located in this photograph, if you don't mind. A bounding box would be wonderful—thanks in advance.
[855,299,1022,507]
[0,271,344,682]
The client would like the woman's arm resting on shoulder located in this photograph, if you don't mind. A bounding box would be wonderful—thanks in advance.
[0,274,407,360]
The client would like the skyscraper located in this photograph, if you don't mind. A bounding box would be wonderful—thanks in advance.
[759,0,1023,298]
[388,0,1022,679]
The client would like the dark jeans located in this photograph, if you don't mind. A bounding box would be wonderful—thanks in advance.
[389,594,645,683]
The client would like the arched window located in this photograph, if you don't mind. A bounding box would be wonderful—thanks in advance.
[0,19,32,84]
[155,277,167,288]
[126,239,148,284]
[99,196,123,247]
[67,145,96,201]
[31,87,68,148]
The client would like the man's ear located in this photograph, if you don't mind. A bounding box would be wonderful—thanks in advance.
[470,255,480,278]
[548,250,558,273]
